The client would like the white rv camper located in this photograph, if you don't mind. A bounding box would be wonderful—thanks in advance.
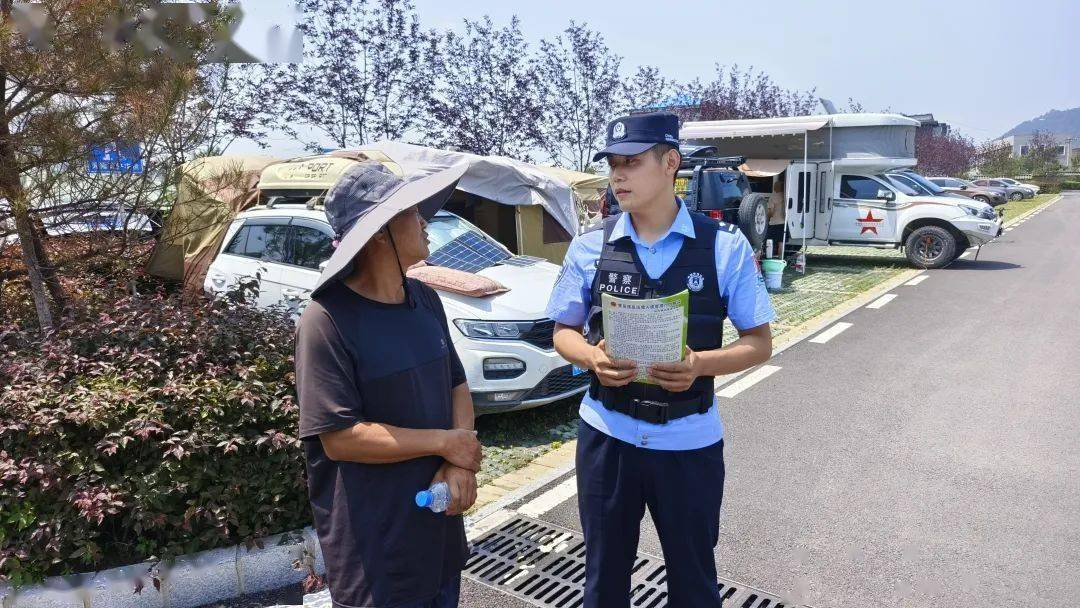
[681,114,1003,268]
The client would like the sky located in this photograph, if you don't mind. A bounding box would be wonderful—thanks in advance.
[231,0,1079,156]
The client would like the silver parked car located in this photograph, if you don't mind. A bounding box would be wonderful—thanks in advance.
[929,177,1008,206]
[973,179,1033,201]
[997,177,1040,195]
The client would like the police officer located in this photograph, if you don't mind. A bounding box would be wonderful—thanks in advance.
[546,112,776,607]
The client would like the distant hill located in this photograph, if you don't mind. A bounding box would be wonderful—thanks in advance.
[1002,107,1080,138]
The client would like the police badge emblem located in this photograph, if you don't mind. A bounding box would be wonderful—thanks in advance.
[687,272,705,292]
[612,122,626,140]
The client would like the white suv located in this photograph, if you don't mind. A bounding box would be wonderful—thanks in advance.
[204,204,588,415]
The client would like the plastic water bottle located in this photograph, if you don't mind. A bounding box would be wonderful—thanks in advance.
[415,481,450,513]
[795,251,807,274]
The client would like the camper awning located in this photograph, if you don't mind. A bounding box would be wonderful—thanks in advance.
[681,119,830,140]
[738,159,791,177]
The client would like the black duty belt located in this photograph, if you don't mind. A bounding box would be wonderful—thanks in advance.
[595,387,711,425]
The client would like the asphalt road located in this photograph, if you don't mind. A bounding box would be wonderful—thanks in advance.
[464,193,1080,607]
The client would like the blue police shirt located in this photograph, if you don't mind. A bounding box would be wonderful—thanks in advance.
[545,200,775,451]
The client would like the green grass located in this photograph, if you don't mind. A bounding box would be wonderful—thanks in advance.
[474,397,580,487]
[998,193,1058,224]
[722,251,908,344]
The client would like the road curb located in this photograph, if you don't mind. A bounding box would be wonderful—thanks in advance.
[0,529,325,608]
[466,440,577,527]
[1003,194,1063,228]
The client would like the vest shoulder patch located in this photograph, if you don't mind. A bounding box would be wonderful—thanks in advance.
[717,221,739,234]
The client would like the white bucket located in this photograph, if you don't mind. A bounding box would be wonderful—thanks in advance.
[761,258,786,291]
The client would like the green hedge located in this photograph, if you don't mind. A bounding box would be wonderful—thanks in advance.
[0,272,307,586]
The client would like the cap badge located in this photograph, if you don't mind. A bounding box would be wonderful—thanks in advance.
[612,122,626,140]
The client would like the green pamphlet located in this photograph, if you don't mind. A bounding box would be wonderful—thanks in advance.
[600,290,689,385]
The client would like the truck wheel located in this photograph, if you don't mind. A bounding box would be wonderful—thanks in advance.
[904,225,957,269]
[737,193,769,250]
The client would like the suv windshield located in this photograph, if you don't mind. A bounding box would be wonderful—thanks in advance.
[896,171,946,195]
[879,174,919,196]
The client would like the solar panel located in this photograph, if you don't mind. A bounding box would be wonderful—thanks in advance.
[500,255,545,267]
[427,232,510,273]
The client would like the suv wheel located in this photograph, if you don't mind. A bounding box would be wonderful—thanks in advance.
[973,195,990,204]
[737,193,770,250]
[904,225,958,269]
[1009,191,1024,201]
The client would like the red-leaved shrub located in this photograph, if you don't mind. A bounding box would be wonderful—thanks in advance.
[0,274,306,585]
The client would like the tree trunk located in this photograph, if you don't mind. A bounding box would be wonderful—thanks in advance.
[29,213,69,318]
[11,201,55,333]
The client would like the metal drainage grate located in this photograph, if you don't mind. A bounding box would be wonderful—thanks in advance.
[465,516,798,608]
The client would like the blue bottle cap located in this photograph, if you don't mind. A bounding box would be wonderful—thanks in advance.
[415,490,432,508]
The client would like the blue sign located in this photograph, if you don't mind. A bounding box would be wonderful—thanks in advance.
[88,144,143,174]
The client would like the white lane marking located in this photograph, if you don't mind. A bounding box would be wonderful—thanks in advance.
[905,275,929,286]
[866,293,897,309]
[809,322,853,344]
[1006,227,1015,232]
[717,365,782,398]
[518,476,578,518]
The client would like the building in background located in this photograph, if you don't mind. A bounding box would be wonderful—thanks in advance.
[996,133,1074,167]
[905,113,951,137]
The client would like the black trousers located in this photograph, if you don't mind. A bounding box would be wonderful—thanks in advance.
[576,419,726,608]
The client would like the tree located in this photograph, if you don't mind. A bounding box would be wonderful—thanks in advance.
[915,131,977,177]
[617,66,676,115]
[536,22,621,171]
[175,63,275,159]
[844,98,866,113]
[1020,130,1062,176]
[679,65,818,122]
[1,1,229,333]
[425,16,544,159]
[266,0,435,151]
[976,140,1018,177]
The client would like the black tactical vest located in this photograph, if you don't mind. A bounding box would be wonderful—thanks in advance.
[585,211,730,415]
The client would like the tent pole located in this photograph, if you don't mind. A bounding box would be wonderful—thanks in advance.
[802,130,808,259]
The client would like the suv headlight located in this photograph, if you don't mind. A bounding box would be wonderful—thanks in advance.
[959,205,979,216]
[454,319,535,339]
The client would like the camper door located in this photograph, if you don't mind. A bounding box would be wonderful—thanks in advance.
[829,174,899,242]
[785,163,818,241]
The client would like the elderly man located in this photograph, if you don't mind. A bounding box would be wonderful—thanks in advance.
[295,161,480,608]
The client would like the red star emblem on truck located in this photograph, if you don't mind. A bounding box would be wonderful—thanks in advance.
[856,209,884,235]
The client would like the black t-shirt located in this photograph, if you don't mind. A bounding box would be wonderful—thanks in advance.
[295,279,469,608]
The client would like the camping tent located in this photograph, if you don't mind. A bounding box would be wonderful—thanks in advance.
[358,141,583,236]
[352,141,605,263]
[146,155,278,295]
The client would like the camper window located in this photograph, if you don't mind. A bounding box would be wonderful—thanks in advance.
[840,175,888,199]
